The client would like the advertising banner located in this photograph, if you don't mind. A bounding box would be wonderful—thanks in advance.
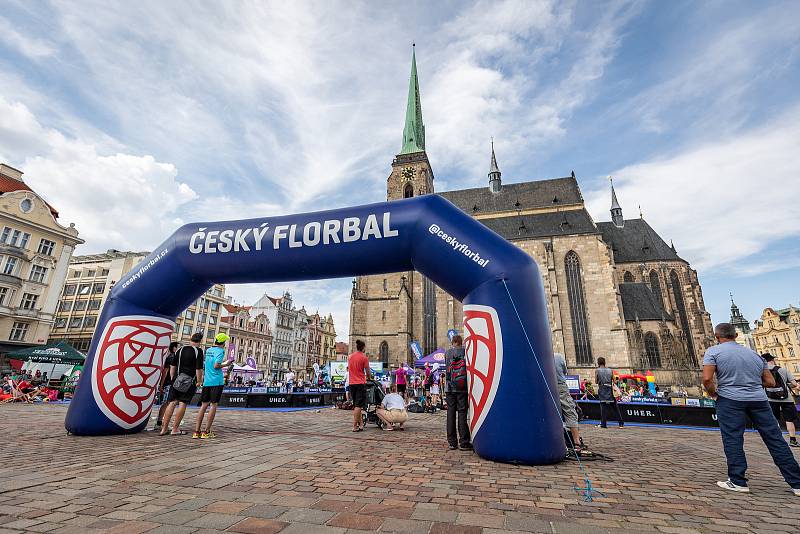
[410,341,423,361]
[565,374,580,394]
[330,361,348,381]
[447,329,458,341]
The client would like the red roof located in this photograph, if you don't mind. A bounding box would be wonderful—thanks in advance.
[0,173,59,218]
[223,303,252,313]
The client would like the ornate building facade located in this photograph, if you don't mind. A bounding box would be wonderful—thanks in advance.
[349,49,714,388]
[219,304,272,371]
[753,306,800,374]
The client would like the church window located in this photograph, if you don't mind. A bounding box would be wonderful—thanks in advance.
[649,270,663,308]
[379,341,389,364]
[670,270,696,364]
[644,332,662,368]
[404,183,414,198]
[383,278,387,291]
[565,251,593,365]
[623,271,634,283]
[382,310,386,321]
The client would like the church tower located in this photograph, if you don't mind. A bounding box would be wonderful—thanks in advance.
[387,45,434,201]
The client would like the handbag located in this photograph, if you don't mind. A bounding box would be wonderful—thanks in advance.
[172,346,199,393]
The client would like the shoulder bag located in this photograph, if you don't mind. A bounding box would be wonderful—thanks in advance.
[172,346,199,393]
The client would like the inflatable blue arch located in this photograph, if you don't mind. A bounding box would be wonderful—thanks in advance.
[65,195,564,465]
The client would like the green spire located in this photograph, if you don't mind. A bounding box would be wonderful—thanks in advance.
[400,45,426,155]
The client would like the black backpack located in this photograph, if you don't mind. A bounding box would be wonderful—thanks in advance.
[766,366,789,400]
[448,354,468,392]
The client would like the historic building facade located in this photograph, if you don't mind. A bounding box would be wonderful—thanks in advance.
[219,304,273,371]
[729,294,755,350]
[321,313,337,365]
[753,306,800,374]
[349,50,714,388]
[51,248,229,351]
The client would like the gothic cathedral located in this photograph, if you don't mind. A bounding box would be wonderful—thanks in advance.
[349,48,714,388]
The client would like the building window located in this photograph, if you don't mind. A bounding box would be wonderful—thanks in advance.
[198,313,207,323]
[185,310,194,319]
[3,257,18,275]
[29,265,48,283]
[78,284,91,295]
[20,293,38,310]
[19,198,33,213]
[19,233,30,249]
[182,325,191,335]
[0,227,10,243]
[55,317,67,329]
[623,271,635,283]
[670,270,696,364]
[379,341,389,364]
[239,318,244,328]
[210,302,219,311]
[87,270,96,277]
[58,300,73,312]
[92,283,105,293]
[789,347,795,358]
[101,268,109,276]
[9,322,29,341]
[206,330,216,340]
[83,316,97,328]
[404,183,414,198]
[88,299,102,310]
[644,332,662,368]
[74,300,87,311]
[649,270,663,309]
[63,284,76,296]
[209,316,216,325]
[383,278,388,291]
[382,310,386,321]
[71,270,81,278]
[37,239,56,256]
[565,251,593,366]
[0,286,7,306]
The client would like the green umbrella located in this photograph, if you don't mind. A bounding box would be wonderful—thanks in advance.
[8,341,86,364]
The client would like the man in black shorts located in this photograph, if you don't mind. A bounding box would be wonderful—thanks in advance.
[764,353,800,447]
[194,333,232,439]
[348,340,371,432]
[160,333,204,436]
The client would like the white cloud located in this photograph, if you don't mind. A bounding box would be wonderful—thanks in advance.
[586,106,800,275]
[0,97,197,252]
[0,16,55,59]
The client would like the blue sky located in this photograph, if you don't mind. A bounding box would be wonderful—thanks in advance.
[0,0,798,339]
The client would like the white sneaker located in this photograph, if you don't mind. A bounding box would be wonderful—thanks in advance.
[716,480,749,493]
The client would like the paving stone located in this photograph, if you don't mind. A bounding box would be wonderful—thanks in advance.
[242,504,290,518]
[280,523,346,534]
[278,507,336,524]
[185,512,245,529]
[429,523,481,534]
[146,509,206,525]
[328,512,385,530]
[228,517,289,534]
[378,518,433,533]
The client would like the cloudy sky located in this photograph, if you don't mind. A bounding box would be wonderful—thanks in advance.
[1,0,798,340]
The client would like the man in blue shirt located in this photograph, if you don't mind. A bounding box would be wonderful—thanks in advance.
[193,333,233,439]
[703,322,800,494]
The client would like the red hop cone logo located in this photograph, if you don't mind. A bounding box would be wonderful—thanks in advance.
[91,316,175,429]
[463,305,503,438]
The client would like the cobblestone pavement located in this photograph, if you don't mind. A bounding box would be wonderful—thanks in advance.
[1,404,799,533]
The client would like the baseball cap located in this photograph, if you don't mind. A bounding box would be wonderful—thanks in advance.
[214,333,230,344]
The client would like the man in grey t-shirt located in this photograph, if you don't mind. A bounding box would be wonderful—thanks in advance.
[702,323,800,494]
[763,353,799,447]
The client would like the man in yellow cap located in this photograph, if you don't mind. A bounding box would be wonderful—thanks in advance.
[194,333,233,439]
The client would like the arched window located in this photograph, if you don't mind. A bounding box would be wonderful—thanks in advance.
[644,332,662,368]
[404,183,414,198]
[670,270,696,363]
[623,271,634,283]
[649,270,663,309]
[565,251,593,365]
[379,341,389,364]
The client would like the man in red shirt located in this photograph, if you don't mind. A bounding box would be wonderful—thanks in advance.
[348,339,372,432]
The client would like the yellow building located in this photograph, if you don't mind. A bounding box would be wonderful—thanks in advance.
[0,163,83,353]
[321,313,337,365]
[753,306,800,374]
[51,248,228,350]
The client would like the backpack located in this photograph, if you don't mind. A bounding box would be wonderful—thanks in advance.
[766,366,789,400]
[448,354,468,392]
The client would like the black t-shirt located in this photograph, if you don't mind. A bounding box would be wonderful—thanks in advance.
[174,346,203,378]
[162,352,176,386]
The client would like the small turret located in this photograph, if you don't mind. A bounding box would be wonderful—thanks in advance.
[488,139,501,193]
[609,176,624,228]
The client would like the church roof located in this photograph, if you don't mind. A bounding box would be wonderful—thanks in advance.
[400,46,425,155]
[619,283,674,322]
[475,208,597,241]
[596,219,681,263]
[438,176,584,214]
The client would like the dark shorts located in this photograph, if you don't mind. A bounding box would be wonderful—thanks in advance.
[201,385,224,404]
[397,384,406,394]
[167,383,196,404]
[771,402,798,423]
[350,384,367,409]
